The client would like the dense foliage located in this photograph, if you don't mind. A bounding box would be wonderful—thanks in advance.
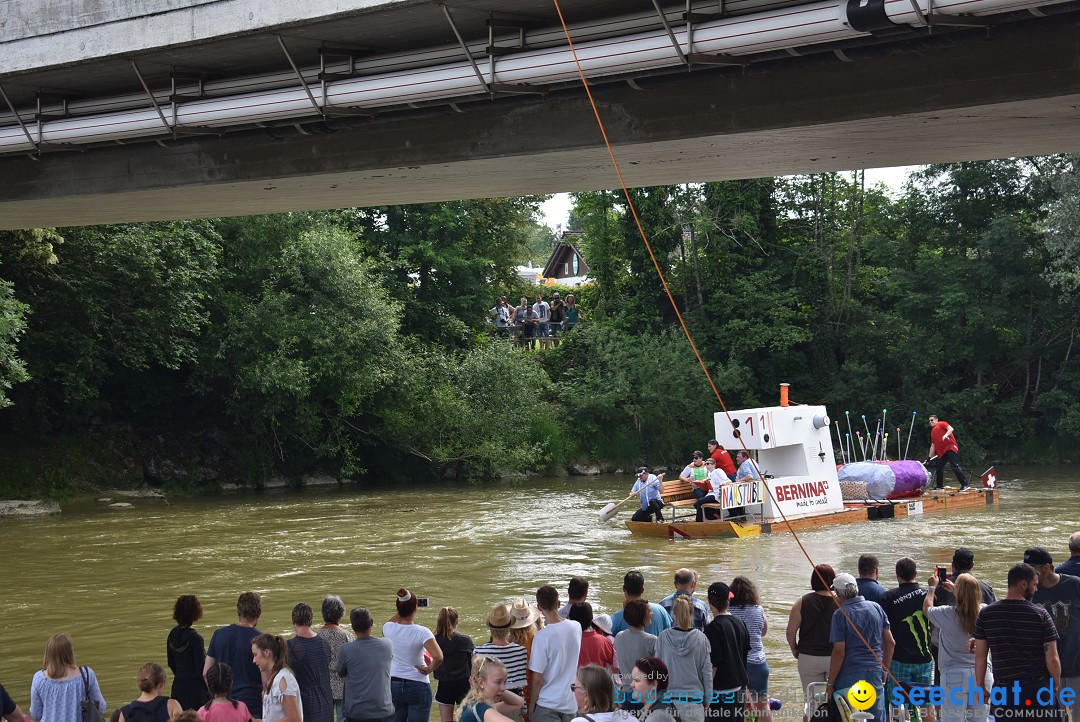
[1,157,1079,489]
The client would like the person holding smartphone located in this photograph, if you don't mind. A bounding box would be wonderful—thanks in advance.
[384,589,444,722]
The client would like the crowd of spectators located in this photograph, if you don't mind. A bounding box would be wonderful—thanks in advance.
[5,533,1079,722]
[489,293,579,348]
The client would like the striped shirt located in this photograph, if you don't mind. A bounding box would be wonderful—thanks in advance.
[973,599,1058,685]
[729,605,767,664]
[475,642,529,690]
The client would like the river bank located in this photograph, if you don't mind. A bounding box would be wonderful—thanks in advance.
[0,425,647,504]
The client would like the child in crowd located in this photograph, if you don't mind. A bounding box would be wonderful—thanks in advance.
[198,663,252,722]
[458,657,525,722]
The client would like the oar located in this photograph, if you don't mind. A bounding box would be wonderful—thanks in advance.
[597,474,663,521]
[896,427,901,461]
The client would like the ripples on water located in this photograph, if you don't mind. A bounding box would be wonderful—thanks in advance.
[1,468,1076,713]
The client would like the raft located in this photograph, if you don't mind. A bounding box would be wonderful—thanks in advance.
[625,485,997,539]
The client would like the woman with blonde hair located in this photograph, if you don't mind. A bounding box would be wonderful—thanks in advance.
[118,662,183,722]
[506,599,540,722]
[655,596,710,722]
[251,634,301,722]
[30,632,106,722]
[924,573,993,722]
[458,657,525,722]
[570,665,618,722]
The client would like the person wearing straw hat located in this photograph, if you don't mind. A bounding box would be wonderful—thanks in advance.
[509,599,541,634]
[475,606,529,707]
[528,586,581,722]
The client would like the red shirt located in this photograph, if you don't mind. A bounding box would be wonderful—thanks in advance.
[711,448,737,476]
[577,630,615,669]
[931,421,959,457]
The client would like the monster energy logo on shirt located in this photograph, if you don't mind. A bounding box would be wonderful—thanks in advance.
[903,610,932,657]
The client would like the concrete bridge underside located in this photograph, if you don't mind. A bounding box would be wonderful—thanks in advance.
[1,15,1079,229]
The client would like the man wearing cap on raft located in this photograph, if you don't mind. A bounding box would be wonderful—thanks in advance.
[629,467,665,523]
[680,451,711,499]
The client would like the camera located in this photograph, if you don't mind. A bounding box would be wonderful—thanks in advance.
[416,597,430,608]
[935,566,948,584]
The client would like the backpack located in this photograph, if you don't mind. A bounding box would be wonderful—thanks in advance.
[122,697,169,722]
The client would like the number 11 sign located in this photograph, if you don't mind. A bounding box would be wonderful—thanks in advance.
[724,411,773,449]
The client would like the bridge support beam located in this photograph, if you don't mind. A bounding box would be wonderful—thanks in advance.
[1,16,1079,229]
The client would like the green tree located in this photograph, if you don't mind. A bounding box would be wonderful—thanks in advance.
[0,278,29,409]
[209,219,402,476]
[340,198,545,345]
[376,342,568,478]
[0,222,222,427]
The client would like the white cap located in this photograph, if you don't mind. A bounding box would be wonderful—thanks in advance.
[832,572,858,593]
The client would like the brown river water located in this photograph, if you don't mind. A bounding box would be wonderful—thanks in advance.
[1,467,1077,716]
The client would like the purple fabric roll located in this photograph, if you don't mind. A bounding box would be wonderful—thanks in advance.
[890,460,931,495]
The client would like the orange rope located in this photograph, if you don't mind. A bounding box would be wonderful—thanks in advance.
[548,0,902,692]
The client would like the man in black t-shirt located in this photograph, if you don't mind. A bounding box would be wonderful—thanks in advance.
[704,582,750,720]
[933,548,996,606]
[883,558,932,713]
[974,563,1062,722]
[1027,547,1080,722]
[0,682,27,722]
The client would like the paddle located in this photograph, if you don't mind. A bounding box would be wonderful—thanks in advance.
[597,474,663,521]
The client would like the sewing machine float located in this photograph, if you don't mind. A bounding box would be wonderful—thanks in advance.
[625,402,996,539]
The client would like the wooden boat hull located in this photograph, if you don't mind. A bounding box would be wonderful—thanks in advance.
[625,486,997,538]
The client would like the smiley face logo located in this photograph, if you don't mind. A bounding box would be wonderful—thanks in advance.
[847,680,876,711]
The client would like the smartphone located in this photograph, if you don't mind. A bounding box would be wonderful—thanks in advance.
[935,566,948,584]
[416,597,430,608]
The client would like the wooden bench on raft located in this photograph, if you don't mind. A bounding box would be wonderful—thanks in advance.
[659,478,724,521]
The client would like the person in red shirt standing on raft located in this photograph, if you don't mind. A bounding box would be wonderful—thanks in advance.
[926,414,971,491]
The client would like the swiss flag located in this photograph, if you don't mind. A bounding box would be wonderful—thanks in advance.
[981,466,997,489]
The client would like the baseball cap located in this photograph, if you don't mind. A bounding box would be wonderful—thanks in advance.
[1023,547,1054,566]
[708,581,735,601]
[952,547,975,567]
[637,466,649,475]
[832,572,858,593]
[692,450,704,459]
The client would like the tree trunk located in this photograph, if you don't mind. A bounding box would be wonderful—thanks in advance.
[689,222,704,311]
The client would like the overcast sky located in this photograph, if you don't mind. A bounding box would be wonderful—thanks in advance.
[538,165,918,231]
